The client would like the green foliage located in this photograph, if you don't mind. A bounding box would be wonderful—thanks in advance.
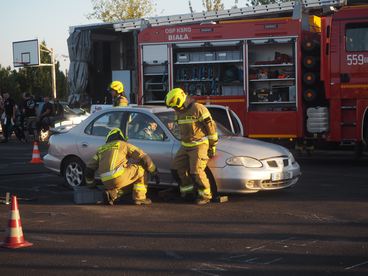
[87,0,155,22]
[202,0,225,11]
[0,41,67,103]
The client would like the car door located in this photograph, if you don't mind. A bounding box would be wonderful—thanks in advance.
[206,105,244,136]
[76,110,125,164]
[124,111,176,186]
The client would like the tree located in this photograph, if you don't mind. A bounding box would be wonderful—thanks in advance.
[87,0,155,22]
[202,0,224,11]
[0,41,67,102]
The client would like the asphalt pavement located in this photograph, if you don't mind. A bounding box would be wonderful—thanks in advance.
[0,137,367,275]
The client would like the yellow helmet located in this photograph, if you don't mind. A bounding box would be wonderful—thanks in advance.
[106,128,127,143]
[110,81,124,94]
[165,88,187,109]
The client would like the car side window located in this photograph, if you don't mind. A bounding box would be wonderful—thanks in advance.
[85,111,123,137]
[127,112,164,141]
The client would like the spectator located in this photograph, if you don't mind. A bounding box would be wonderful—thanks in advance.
[22,93,38,142]
[1,92,16,143]
[53,98,64,122]
[37,95,54,132]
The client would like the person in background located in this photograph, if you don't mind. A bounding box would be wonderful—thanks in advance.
[22,93,38,142]
[0,94,4,137]
[109,81,128,107]
[53,98,64,122]
[37,95,54,132]
[1,92,16,143]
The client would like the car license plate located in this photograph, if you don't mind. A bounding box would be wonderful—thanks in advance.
[271,171,292,181]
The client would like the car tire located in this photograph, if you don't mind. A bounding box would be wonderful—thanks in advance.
[63,157,86,189]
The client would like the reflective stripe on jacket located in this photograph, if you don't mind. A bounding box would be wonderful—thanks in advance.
[113,95,128,107]
[86,140,156,185]
[176,97,218,147]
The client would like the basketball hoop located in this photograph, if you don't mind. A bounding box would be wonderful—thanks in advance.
[13,61,30,67]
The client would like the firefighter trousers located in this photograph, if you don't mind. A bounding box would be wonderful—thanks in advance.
[173,143,212,200]
[104,164,148,201]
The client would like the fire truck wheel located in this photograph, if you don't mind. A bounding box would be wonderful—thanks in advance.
[363,117,368,145]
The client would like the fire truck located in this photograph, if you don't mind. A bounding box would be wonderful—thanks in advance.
[69,0,368,151]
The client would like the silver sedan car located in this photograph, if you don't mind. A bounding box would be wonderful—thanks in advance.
[44,105,301,194]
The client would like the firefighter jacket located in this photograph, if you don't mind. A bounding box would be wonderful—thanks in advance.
[175,97,218,148]
[85,140,156,186]
[113,94,128,107]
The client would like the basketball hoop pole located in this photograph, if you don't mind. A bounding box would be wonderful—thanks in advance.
[40,44,57,99]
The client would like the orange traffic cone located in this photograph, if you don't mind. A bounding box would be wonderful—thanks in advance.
[30,141,43,164]
[1,195,33,249]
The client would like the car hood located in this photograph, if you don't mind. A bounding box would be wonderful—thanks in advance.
[218,136,290,160]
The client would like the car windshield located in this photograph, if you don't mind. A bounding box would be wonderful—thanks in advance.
[156,111,234,140]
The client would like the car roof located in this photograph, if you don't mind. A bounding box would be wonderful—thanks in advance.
[102,105,171,114]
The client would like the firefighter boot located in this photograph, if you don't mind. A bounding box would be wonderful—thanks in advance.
[103,189,119,205]
[196,198,211,205]
[134,198,152,205]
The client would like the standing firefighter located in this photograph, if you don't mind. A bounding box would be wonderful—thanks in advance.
[85,128,159,205]
[165,88,218,205]
[109,80,128,107]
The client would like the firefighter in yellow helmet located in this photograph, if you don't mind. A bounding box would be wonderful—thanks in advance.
[85,128,160,205]
[165,88,218,205]
[109,80,128,107]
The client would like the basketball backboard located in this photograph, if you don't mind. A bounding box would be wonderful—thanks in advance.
[12,39,40,67]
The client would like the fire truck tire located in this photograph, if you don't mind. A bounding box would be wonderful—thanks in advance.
[303,88,317,102]
[363,116,368,145]
[303,72,317,85]
[303,56,318,69]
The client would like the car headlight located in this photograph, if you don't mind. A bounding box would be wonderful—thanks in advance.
[226,156,263,168]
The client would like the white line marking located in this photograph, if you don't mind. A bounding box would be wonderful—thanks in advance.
[345,260,368,270]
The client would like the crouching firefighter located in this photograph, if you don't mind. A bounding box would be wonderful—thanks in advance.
[165,88,218,205]
[85,128,160,205]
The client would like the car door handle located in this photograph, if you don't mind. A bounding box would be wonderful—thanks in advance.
[81,142,88,147]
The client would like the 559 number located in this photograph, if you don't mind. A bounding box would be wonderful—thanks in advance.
[346,54,368,65]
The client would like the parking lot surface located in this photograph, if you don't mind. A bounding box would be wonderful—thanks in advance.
[0,140,367,275]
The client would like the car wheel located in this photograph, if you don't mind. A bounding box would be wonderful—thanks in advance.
[63,157,85,189]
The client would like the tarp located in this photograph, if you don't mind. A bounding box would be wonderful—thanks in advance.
[67,30,91,106]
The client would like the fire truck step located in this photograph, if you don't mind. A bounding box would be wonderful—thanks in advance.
[340,139,357,146]
[341,106,357,110]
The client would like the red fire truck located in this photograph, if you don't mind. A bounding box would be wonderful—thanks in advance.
[133,0,368,151]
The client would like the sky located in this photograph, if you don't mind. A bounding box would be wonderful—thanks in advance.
[0,0,242,72]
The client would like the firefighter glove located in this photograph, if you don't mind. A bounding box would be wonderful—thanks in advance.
[208,146,216,158]
[151,169,160,185]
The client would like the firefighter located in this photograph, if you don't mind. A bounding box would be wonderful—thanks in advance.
[109,80,128,107]
[165,88,218,205]
[85,128,159,205]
